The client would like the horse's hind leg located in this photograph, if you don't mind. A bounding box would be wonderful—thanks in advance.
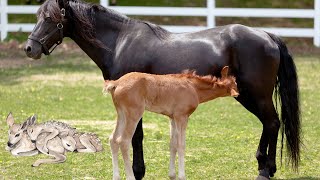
[237,93,279,179]
[32,150,66,167]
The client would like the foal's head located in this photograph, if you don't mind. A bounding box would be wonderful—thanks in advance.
[216,66,239,97]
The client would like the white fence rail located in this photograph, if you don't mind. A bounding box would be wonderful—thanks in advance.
[1,0,320,46]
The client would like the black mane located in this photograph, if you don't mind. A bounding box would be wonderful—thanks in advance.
[38,0,168,42]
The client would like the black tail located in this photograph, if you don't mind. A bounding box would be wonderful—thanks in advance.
[267,32,301,170]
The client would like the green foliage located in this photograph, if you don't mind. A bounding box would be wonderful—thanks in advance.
[0,55,320,179]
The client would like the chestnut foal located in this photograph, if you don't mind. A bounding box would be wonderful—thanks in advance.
[104,66,238,180]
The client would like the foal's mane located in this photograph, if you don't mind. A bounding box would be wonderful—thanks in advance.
[172,71,219,86]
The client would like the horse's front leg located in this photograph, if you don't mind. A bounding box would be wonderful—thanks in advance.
[132,119,146,180]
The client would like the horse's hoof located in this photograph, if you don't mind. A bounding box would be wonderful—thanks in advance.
[133,165,145,180]
[256,169,270,180]
[256,175,270,180]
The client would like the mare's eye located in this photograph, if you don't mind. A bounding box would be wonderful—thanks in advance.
[66,143,71,147]
[45,17,52,23]
[15,133,20,137]
[31,129,33,133]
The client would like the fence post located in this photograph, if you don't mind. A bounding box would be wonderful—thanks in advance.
[207,0,215,28]
[100,0,109,7]
[314,0,320,47]
[0,0,8,41]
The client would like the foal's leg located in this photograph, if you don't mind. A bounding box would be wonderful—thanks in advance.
[169,119,177,179]
[174,116,188,180]
[110,111,126,180]
[120,108,144,180]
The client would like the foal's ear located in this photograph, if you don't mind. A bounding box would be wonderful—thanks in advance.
[221,66,229,78]
[6,112,14,127]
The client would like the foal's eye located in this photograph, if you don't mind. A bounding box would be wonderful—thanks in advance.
[15,133,20,137]
[66,143,71,147]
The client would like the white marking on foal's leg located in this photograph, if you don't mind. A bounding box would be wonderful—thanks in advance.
[169,119,177,179]
[176,117,188,180]
[110,133,121,180]
[120,138,135,180]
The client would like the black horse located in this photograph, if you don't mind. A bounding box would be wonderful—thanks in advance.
[24,0,301,179]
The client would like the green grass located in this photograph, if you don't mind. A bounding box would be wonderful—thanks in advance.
[0,54,320,179]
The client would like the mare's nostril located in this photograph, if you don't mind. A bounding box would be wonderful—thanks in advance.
[25,46,32,53]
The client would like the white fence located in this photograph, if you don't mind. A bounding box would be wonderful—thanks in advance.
[1,0,320,46]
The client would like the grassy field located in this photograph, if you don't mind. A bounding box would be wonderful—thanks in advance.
[0,52,320,179]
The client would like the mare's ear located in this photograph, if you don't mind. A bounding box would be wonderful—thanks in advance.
[57,0,69,9]
[221,66,229,78]
[6,112,14,127]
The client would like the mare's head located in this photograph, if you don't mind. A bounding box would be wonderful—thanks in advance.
[24,0,103,59]
[216,66,239,97]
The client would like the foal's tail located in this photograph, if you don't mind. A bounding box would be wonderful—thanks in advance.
[103,80,117,95]
[267,32,301,170]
